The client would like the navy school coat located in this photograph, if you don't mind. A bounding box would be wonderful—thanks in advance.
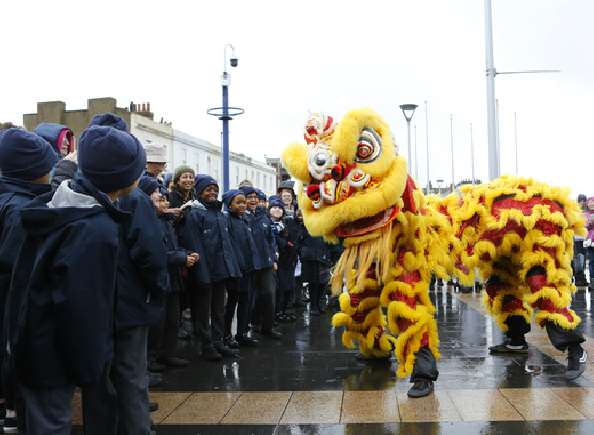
[179,200,241,283]
[8,177,127,387]
[0,178,52,332]
[226,211,257,275]
[116,188,169,330]
[245,206,277,271]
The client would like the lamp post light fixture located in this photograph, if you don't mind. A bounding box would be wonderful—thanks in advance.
[399,104,418,174]
[207,44,244,192]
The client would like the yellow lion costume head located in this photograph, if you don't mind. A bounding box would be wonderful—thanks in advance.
[282,108,409,245]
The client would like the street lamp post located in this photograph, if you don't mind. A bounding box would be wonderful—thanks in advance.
[414,124,418,181]
[450,114,455,192]
[484,0,560,181]
[424,100,430,193]
[399,104,418,175]
[470,123,475,184]
[207,44,244,192]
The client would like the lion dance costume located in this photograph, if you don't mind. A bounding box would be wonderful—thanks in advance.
[282,108,587,398]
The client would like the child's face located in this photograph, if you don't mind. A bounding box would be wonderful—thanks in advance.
[588,199,594,211]
[60,135,72,157]
[177,172,195,191]
[229,194,247,215]
[269,206,283,220]
[246,193,258,211]
[150,189,169,214]
[200,184,219,203]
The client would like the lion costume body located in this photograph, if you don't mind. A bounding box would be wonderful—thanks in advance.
[282,108,586,387]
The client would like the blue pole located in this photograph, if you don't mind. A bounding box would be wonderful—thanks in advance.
[222,83,230,192]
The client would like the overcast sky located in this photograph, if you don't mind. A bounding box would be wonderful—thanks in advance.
[2,0,592,195]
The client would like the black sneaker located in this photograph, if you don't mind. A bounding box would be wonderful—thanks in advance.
[489,340,528,355]
[566,347,588,380]
[407,379,434,398]
[148,372,162,388]
[160,356,190,367]
[224,336,240,349]
[261,329,283,340]
[2,417,18,434]
[216,345,239,358]
[202,348,223,362]
[148,360,166,373]
[236,335,259,347]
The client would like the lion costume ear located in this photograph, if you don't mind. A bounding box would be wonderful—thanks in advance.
[281,142,310,182]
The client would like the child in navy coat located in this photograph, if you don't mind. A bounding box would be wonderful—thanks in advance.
[7,125,145,435]
[138,177,198,368]
[178,175,241,361]
[0,128,57,433]
[223,189,259,347]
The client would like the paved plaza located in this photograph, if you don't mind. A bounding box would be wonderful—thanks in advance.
[72,284,594,434]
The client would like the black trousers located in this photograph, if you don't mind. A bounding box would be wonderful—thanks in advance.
[251,268,275,333]
[224,277,251,338]
[149,292,181,358]
[22,362,116,435]
[190,280,226,351]
[506,315,585,351]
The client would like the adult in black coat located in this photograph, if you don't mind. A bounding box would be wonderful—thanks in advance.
[169,165,196,209]
[177,175,241,361]
[240,186,282,339]
[222,190,259,347]
[299,229,333,315]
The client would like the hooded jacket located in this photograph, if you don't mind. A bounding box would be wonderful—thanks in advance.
[226,211,258,275]
[181,200,241,283]
[34,123,75,156]
[244,206,277,271]
[8,177,127,387]
[176,203,210,286]
[116,188,169,330]
[0,178,52,335]
[159,214,188,293]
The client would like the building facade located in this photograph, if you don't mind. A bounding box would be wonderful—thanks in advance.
[23,98,277,195]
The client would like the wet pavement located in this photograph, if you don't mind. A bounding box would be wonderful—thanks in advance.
[156,286,594,392]
[72,285,594,434]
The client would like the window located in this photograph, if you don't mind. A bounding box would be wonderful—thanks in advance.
[235,166,239,185]
[207,156,212,175]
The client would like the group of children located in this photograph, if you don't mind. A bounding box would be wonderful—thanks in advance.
[0,114,335,435]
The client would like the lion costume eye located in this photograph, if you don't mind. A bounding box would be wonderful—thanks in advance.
[355,128,381,163]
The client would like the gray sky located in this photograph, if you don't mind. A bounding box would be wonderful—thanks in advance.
[2,0,592,195]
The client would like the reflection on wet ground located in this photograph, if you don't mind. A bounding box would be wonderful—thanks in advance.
[157,286,594,392]
[73,286,594,434]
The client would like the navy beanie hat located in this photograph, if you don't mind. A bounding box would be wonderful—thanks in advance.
[255,189,267,201]
[239,185,256,196]
[268,198,284,210]
[0,128,58,180]
[138,176,160,197]
[195,174,218,194]
[222,189,244,208]
[77,125,146,193]
[89,113,129,132]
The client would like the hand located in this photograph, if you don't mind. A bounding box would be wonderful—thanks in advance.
[64,151,77,162]
[186,252,199,267]
[165,208,182,218]
[288,241,294,247]
[273,262,278,271]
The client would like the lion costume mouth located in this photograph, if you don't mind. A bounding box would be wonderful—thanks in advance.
[335,206,399,238]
